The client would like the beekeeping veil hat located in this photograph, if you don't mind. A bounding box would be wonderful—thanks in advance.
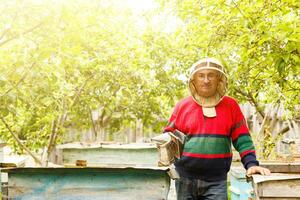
[189,58,228,117]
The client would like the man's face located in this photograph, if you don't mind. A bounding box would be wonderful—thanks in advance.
[192,69,220,97]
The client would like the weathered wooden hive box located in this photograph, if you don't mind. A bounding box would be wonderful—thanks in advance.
[1,166,170,200]
[251,163,300,200]
[55,142,158,166]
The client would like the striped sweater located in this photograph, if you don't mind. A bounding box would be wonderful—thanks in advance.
[164,96,259,181]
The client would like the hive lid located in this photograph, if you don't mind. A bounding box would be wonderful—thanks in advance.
[252,173,300,184]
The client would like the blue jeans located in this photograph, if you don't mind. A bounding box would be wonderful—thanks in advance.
[175,177,228,200]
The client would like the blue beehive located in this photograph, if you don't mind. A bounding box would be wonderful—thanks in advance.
[229,167,254,200]
[2,166,170,199]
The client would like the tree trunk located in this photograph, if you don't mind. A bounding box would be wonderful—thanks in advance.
[136,119,143,142]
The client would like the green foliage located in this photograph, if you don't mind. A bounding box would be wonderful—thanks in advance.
[163,0,299,116]
[0,0,299,153]
[0,0,186,152]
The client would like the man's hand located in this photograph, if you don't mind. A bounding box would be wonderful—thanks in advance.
[247,166,271,176]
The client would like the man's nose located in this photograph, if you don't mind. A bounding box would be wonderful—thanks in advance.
[203,76,210,83]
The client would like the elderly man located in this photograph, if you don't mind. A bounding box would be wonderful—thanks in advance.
[164,58,270,200]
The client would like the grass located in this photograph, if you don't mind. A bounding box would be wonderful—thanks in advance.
[227,181,232,200]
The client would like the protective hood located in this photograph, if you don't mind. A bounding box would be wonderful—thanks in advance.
[188,58,228,117]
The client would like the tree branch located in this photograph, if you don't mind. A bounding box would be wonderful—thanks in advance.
[45,74,95,163]
[231,0,254,28]
[1,62,36,98]
[234,88,265,118]
[88,106,97,139]
[269,105,279,134]
[47,120,57,151]
[275,126,290,137]
[0,114,42,165]
[0,8,18,41]
[0,21,44,47]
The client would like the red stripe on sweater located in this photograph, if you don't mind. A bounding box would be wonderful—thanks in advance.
[240,150,255,158]
[188,132,228,136]
[182,152,232,159]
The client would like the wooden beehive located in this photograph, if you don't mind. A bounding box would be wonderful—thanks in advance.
[55,142,158,166]
[252,173,300,200]
[1,166,170,199]
[251,163,300,200]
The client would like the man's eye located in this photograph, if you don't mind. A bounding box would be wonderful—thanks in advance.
[209,74,217,78]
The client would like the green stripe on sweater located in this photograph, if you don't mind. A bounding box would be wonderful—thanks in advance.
[233,135,255,152]
[184,137,232,154]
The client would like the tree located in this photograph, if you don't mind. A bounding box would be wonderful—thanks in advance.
[0,0,185,164]
[0,0,299,163]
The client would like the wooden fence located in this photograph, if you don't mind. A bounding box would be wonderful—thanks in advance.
[240,103,300,158]
[64,103,300,157]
